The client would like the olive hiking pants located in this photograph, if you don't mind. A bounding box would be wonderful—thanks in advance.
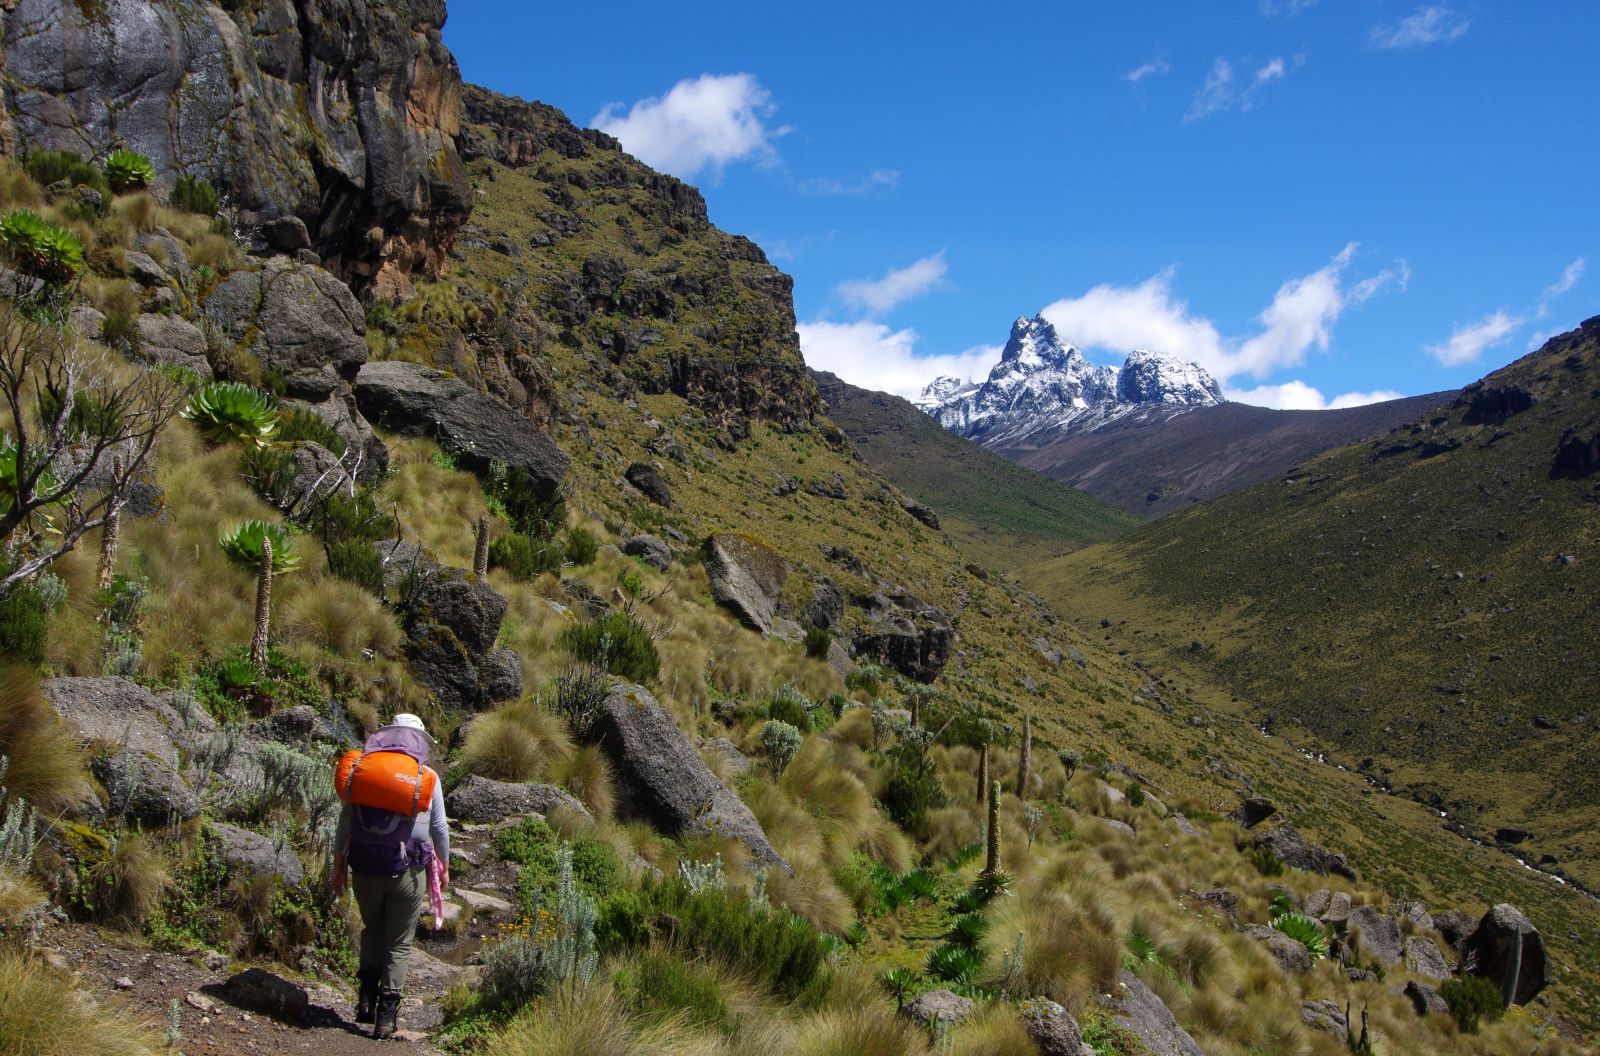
[352,867,425,994]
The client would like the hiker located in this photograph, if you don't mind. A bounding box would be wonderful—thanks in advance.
[331,713,450,1040]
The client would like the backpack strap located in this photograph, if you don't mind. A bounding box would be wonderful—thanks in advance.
[409,756,424,817]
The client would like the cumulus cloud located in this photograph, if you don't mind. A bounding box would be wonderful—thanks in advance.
[1426,310,1522,367]
[1185,56,1296,121]
[837,252,949,315]
[798,169,900,196]
[1040,245,1406,383]
[1370,5,1471,49]
[593,73,786,179]
[797,320,1001,400]
[1227,380,1404,410]
[1123,58,1171,83]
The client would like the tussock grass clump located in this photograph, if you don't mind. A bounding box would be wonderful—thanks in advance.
[548,744,616,819]
[462,701,574,783]
[0,949,161,1055]
[88,831,170,929]
[0,665,93,812]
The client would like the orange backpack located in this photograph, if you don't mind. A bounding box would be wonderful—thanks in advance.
[335,749,437,817]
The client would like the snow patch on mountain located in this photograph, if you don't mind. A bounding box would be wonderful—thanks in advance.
[918,314,1224,446]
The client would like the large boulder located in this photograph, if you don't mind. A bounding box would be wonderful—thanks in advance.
[1,0,470,295]
[223,968,309,1023]
[355,361,568,495]
[702,534,788,635]
[1403,980,1449,1017]
[133,313,211,379]
[445,775,592,824]
[1405,936,1452,979]
[807,577,844,631]
[1300,1000,1348,1043]
[41,676,202,822]
[1463,903,1550,1005]
[589,682,789,871]
[625,462,672,507]
[1229,797,1278,829]
[1348,906,1403,968]
[1243,924,1314,973]
[900,990,974,1027]
[1017,997,1081,1056]
[851,591,953,683]
[377,541,520,710]
[621,534,671,571]
[208,822,304,887]
[1099,970,1204,1056]
[203,258,367,397]
[280,393,389,481]
[1250,821,1357,880]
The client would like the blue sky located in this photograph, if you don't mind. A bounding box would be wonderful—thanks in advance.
[444,2,1598,407]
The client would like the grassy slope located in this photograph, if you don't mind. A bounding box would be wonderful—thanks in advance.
[1029,320,1600,895]
[811,370,1138,570]
[440,112,1600,1032]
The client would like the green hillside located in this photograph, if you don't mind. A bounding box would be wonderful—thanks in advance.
[1031,318,1600,891]
[812,370,1138,570]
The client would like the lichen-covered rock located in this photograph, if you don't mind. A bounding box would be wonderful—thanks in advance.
[1403,980,1450,1016]
[208,823,304,887]
[702,533,788,635]
[807,577,844,630]
[1463,903,1550,1005]
[355,361,568,494]
[1099,970,1204,1056]
[900,989,975,1027]
[1250,821,1357,880]
[204,258,367,397]
[41,676,200,821]
[1404,936,1452,979]
[280,393,389,481]
[1017,997,1080,1056]
[134,313,211,378]
[1348,906,1403,968]
[1300,1000,1348,1042]
[851,591,953,683]
[590,681,788,871]
[622,534,671,571]
[445,775,592,824]
[2,0,469,295]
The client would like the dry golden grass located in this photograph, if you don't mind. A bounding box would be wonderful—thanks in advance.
[280,576,404,655]
[0,948,161,1055]
[0,665,95,813]
[88,831,170,929]
[486,983,727,1056]
[781,1006,927,1056]
[0,870,45,927]
[947,1003,1037,1056]
[548,744,616,819]
[461,701,574,783]
[0,160,43,209]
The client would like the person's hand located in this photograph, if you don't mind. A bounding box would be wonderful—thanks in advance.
[440,866,450,892]
[331,857,347,898]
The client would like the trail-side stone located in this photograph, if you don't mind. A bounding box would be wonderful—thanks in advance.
[622,534,671,571]
[1405,936,1452,979]
[1243,924,1313,973]
[591,682,789,871]
[900,989,974,1027]
[134,313,211,378]
[851,590,953,684]
[1251,821,1357,880]
[204,258,367,395]
[703,533,788,635]
[42,676,200,821]
[208,823,305,887]
[1348,906,1403,968]
[445,775,592,824]
[625,462,672,506]
[1404,980,1450,1016]
[1099,970,1204,1056]
[1300,1000,1348,1043]
[281,393,388,480]
[1017,997,1081,1056]
[1463,903,1550,1005]
[454,888,512,914]
[356,361,568,494]
[1229,797,1278,829]
[223,968,309,1022]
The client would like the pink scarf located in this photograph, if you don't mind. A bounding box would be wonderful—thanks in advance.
[428,853,447,930]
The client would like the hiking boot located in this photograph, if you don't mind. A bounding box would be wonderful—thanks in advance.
[373,991,401,1040]
[354,970,379,1025]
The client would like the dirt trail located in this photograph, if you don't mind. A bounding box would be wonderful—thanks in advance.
[45,821,516,1055]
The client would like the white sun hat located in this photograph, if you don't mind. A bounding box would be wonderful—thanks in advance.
[384,713,437,744]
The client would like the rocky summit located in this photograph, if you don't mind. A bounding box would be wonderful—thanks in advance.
[918,313,1223,446]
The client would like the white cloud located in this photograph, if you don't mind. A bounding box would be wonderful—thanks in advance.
[798,169,900,196]
[1370,5,1471,49]
[837,252,949,315]
[592,73,786,179]
[797,320,1001,400]
[1426,310,1522,367]
[1185,56,1297,121]
[1123,58,1171,83]
[1040,245,1405,382]
[1227,380,1404,410]
[1538,257,1586,317]
[1260,0,1318,15]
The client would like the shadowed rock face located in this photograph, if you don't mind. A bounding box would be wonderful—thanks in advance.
[1,0,470,296]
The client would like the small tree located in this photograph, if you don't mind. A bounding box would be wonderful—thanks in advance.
[0,295,184,600]
[760,720,801,777]
[219,521,299,668]
[1058,748,1080,782]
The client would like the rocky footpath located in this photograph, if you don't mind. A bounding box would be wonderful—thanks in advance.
[1,0,470,295]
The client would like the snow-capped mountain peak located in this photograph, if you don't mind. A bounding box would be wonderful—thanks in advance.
[920,313,1223,445]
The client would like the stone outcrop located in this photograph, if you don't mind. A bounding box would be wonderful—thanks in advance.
[208,822,304,887]
[851,591,953,683]
[1250,821,1358,880]
[1100,970,1204,1056]
[2,0,470,295]
[702,534,788,635]
[589,681,788,871]
[1229,797,1278,829]
[1463,903,1550,1005]
[1405,936,1452,979]
[621,534,671,571]
[624,463,673,507]
[1016,998,1080,1056]
[355,361,568,495]
[899,990,974,1027]
[41,676,198,821]
[203,258,367,399]
[1243,924,1313,973]
[1348,906,1403,968]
